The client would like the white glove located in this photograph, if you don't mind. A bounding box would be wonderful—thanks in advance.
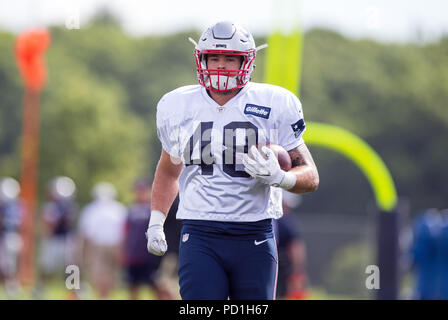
[242,145,296,189]
[146,210,168,256]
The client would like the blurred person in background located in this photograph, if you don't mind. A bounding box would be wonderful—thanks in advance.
[36,176,78,298]
[410,208,444,299]
[78,182,126,299]
[438,209,448,299]
[122,179,163,299]
[0,177,23,297]
[123,180,180,300]
[273,190,308,300]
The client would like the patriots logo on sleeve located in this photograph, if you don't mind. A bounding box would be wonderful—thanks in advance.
[291,119,305,138]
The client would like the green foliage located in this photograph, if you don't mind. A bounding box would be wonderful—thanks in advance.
[0,22,447,212]
[300,29,448,213]
[40,61,145,204]
[0,31,23,178]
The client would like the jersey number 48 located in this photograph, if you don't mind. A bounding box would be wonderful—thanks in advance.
[183,121,259,177]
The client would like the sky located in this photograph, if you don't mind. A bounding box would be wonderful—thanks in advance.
[0,0,447,43]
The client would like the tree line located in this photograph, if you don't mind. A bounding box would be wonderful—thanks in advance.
[0,16,446,215]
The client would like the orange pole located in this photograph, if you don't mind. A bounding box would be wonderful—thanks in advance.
[15,29,50,288]
[18,88,41,286]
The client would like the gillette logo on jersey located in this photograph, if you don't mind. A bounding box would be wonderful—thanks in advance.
[244,104,271,119]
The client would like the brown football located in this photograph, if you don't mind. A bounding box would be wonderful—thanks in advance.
[249,142,292,171]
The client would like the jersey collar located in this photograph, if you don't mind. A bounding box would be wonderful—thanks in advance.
[201,82,252,109]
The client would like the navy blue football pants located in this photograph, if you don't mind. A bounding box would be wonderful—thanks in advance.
[178,227,278,300]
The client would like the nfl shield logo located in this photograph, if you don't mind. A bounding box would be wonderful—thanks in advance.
[217,106,225,113]
[182,233,189,242]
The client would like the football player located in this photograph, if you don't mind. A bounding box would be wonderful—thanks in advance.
[146,21,319,300]
[36,176,78,298]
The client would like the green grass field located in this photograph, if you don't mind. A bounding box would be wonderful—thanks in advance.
[0,281,157,300]
[0,281,355,300]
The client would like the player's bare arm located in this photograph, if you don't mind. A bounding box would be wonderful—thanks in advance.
[151,149,184,215]
[146,149,183,256]
[287,143,319,194]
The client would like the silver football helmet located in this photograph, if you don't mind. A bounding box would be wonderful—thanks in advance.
[190,21,267,92]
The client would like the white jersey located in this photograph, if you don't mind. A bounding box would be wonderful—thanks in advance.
[156,82,306,222]
[78,199,127,246]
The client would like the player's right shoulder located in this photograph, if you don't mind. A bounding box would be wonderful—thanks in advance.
[158,85,201,106]
[156,85,201,119]
[156,85,202,132]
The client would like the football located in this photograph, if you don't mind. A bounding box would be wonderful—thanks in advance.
[249,142,292,171]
